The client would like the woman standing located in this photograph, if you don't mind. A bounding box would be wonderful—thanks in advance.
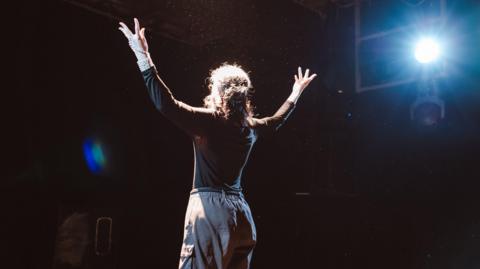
[119,18,316,269]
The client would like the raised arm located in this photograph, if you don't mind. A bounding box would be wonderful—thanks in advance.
[251,67,316,133]
[119,18,214,136]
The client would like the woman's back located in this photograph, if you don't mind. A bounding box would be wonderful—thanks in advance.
[192,120,257,191]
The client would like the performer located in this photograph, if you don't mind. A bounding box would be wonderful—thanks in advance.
[119,18,316,269]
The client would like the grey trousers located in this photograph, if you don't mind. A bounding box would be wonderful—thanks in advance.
[178,189,257,269]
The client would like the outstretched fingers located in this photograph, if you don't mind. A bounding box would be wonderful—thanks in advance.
[134,18,140,35]
[294,66,317,88]
[118,22,133,37]
[118,27,127,37]
[304,68,310,79]
[118,27,129,38]
[118,18,142,37]
[305,74,317,87]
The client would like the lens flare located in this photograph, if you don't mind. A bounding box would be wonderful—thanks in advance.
[83,138,106,174]
[414,38,441,64]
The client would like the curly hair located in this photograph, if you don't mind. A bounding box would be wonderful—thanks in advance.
[204,63,254,124]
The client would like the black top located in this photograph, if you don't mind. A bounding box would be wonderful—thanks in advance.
[142,67,295,191]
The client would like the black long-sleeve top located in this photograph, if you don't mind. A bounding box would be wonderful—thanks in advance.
[142,66,295,191]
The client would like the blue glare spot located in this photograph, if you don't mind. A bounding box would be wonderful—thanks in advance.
[83,138,106,174]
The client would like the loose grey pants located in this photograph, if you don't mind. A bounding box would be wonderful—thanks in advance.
[178,189,257,269]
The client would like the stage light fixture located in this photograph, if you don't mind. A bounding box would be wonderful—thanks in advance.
[410,80,445,127]
[414,38,441,64]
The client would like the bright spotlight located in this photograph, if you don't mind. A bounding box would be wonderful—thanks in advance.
[414,38,441,64]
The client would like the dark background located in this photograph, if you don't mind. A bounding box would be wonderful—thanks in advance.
[3,0,480,268]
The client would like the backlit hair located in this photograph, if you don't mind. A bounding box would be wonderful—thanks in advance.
[204,63,254,123]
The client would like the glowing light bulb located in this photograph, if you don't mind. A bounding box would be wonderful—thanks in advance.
[414,38,441,64]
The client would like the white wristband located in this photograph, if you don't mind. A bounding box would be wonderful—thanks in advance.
[136,52,155,72]
[287,90,301,104]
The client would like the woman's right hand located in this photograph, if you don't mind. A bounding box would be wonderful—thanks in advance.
[118,18,149,59]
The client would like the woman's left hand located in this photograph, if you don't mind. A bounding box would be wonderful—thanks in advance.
[292,67,317,94]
